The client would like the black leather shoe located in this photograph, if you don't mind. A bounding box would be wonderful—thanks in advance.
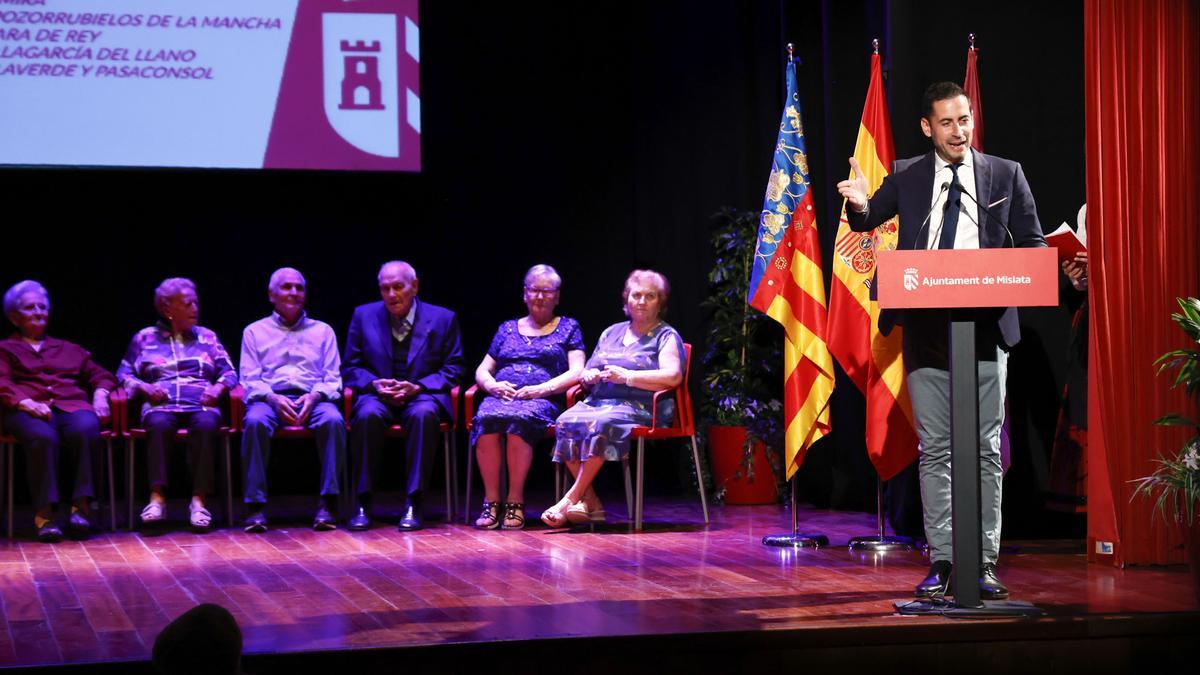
[243,508,268,534]
[37,522,64,544]
[979,563,1009,599]
[397,505,423,531]
[348,506,372,531]
[66,511,92,540]
[313,504,337,531]
[915,560,953,598]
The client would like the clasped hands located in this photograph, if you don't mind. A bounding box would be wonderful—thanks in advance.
[581,365,635,387]
[138,381,225,407]
[372,378,423,406]
[484,379,552,402]
[268,392,321,426]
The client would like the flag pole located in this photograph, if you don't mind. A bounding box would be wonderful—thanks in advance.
[761,41,829,550]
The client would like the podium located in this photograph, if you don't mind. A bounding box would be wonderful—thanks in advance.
[877,247,1057,614]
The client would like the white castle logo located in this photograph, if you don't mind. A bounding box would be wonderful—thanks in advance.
[903,266,919,291]
[323,13,400,157]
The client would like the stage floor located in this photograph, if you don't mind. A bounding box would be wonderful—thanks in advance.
[0,498,1196,671]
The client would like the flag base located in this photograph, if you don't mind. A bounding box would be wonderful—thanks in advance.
[762,533,829,548]
[848,535,914,552]
[894,598,1045,618]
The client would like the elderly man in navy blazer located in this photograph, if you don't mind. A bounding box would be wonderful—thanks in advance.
[342,261,464,531]
[838,82,1046,601]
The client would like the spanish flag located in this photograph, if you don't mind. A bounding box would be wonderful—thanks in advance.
[747,58,835,479]
[825,51,919,481]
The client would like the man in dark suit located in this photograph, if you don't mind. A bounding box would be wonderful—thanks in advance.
[342,261,464,531]
[838,82,1046,600]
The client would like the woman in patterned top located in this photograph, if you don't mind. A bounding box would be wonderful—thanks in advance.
[471,265,585,530]
[542,270,684,528]
[117,278,237,531]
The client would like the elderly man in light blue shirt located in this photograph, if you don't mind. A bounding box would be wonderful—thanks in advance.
[240,268,345,532]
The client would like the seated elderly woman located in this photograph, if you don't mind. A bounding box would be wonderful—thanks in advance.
[471,264,585,530]
[542,269,684,528]
[0,281,116,542]
[117,278,237,531]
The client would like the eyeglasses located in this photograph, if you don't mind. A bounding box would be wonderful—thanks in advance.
[524,286,560,297]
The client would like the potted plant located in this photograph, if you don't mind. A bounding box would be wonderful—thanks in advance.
[1133,296,1200,597]
[698,208,786,504]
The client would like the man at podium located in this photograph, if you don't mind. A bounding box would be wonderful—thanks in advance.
[837,82,1046,600]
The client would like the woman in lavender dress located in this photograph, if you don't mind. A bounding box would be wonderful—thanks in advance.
[471,265,585,529]
[541,270,684,528]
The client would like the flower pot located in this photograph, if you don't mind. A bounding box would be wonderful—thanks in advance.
[707,425,779,505]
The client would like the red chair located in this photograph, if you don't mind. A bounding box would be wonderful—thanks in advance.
[2,389,124,539]
[560,343,709,530]
[119,385,242,529]
[343,386,460,522]
[462,384,561,525]
[628,344,709,530]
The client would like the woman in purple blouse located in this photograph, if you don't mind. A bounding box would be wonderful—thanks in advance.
[0,280,116,543]
[117,278,237,531]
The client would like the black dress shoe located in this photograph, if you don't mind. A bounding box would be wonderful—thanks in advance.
[397,505,423,531]
[979,563,1009,599]
[243,509,268,534]
[66,511,92,540]
[313,504,338,531]
[37,522,64,544]
[915,560,953,598]
[348,506,372,531]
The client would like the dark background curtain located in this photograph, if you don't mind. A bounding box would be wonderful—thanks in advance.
[1085,0,1200,567]
[2,1,1087,534]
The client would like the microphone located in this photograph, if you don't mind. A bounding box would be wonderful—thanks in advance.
[914,181,951,249]
[955,179,1017,248]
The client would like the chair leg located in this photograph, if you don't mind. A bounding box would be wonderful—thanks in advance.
[126,439,135,531]
[443,433,452,523]
[107,439,117,532]
[464,439,475,524]
[224,436,234,528]
[451,434,459,522]
[635,439,646,530]
[554,462,562,502]
[622,457,633,526]
[6,443,12,541]
[690,435,710,524]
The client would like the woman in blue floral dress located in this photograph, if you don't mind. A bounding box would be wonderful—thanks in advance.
[471,265,585,529]
[542,270,684,528]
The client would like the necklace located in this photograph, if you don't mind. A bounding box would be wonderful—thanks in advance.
[519,316,558,345]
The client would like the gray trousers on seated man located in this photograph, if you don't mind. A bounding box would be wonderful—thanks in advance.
[904,314,1007,565]
[242,398,345,504]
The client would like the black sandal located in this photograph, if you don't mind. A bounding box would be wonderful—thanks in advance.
[502,502,525,530]
[474,501,501,530]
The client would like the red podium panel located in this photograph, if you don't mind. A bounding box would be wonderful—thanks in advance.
[876,248,1059,309]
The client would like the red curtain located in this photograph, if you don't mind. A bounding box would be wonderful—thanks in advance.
[1086,0,1200,566]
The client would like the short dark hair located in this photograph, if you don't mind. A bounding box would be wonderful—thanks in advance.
[922,81,967,119]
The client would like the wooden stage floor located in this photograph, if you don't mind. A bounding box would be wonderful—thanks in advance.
[1,498,1196,672]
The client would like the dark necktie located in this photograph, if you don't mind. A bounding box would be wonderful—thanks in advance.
[938,163,963,250]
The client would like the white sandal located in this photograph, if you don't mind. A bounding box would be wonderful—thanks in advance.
[140,501,166,523]
[189,503,213,531]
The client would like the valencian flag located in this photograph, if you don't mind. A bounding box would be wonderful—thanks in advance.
[747,57,835,479]
[826,50,919,481]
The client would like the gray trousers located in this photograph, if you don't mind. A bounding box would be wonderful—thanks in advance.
[906,348,1007,564]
